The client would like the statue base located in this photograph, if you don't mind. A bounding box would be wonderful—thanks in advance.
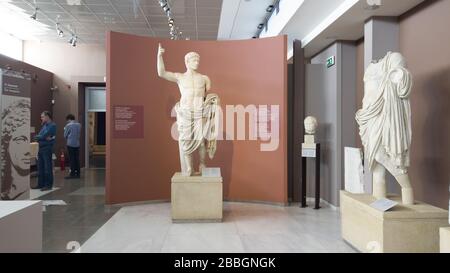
[171,172,223,223]
[441,227,450,253]
[341,190,449,253]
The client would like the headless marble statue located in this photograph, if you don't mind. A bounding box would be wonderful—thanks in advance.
[157,43,220,176]
[356,51,414,205]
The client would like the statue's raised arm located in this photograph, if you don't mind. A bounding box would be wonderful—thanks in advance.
[157,43,178,83]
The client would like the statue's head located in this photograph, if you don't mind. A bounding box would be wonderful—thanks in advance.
[304,116,318,135]
[185,52,200,71]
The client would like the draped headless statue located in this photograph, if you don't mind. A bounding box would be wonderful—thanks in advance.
[157,43,220,176]
[355,51,414,205]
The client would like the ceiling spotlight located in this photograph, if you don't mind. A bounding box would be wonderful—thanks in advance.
[364,0,382,10]
[68,34,77,47]
[30,7,38,20]
[56,23,64,38]
[266,5,274,13]
[257,23,264,30]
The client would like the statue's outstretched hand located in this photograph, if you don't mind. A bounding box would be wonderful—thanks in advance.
[158,43,165,56]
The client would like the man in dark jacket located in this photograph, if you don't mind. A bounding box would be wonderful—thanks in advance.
[33,111,56,191]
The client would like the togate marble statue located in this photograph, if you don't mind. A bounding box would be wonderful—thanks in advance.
[356,51,414,205]
[157,43,220,177]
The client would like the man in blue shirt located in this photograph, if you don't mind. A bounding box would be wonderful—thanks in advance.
[64,114,81,179]
[32,111,56,191]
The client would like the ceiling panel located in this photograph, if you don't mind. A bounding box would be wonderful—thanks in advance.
[1,0,224,44]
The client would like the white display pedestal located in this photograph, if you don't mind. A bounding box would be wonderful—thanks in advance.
[440,227,450,253]
[0,201,42,253]
[171,173,223,223]
[341,191,449,253]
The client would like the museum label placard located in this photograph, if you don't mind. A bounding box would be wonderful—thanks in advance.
[113,105,144,139]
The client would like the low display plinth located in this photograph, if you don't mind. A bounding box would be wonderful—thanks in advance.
[0,201,42,253]
[441,227,450,253]
[341,190,449,253]
[171,173,223,223]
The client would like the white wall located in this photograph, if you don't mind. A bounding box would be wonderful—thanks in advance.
[23,41,106,154]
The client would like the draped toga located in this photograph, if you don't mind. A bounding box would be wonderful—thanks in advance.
[175,93,220,159]
[355,52,413,174]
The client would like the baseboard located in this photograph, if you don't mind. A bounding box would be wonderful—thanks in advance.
[305,197,339,211]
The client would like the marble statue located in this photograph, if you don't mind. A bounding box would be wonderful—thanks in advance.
[157,43,220,176]
[304,116,318,135]
[355,51,414,205]
[303,116,318,147]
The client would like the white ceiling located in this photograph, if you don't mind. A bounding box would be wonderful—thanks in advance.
[1,0,223,44]
[0,0,428,56]
[301,0,426,57]
[280,0,347,54]
[218,0,276,40]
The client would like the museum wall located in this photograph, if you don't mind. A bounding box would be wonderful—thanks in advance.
[106,32,288,204]
[398,0,450,209]
[0,54,53,132]
[306,42,357,206]
[23,42,106,160]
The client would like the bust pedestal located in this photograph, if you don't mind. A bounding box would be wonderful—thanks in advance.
[441,227,450,253]
[301,134,320,209]
[171,172,223,223]
[341,191,449,253]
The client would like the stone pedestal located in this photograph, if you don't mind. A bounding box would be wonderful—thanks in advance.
[0,201,42,253]
[341,191,449,253]
[171,173,223,223]
[440,227,450,253]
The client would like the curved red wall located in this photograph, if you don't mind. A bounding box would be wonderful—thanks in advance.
[106,31,287,205]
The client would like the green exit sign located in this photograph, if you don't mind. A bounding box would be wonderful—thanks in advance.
[326,56,335,68]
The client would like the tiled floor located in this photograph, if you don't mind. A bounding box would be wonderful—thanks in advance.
[35,169,356,253]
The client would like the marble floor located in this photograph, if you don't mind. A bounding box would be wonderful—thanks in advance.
[35,168,356,253]
[81,202,356,253]
[31,169,120,253]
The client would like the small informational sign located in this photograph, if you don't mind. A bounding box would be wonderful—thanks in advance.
[202,168,221,178]
[302,148,316,158]
[326,56,336,68]
[113,105,144,139]
[370,199,398,212]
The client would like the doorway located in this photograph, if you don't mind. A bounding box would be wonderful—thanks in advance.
[85,87,106,169]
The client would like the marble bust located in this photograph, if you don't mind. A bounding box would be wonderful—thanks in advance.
[157,43,220,177]
[303,116,318,146]
[355,51,414,205]
[304,116,318,135]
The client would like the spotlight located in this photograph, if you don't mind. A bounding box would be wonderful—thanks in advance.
[68,34,77,47]
[30,7,38,20]
[364,0,382,10]
[56,23,64,38]
[266,5,274,13]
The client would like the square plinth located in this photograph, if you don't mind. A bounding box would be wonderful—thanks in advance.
[441,227,450,253]
[0,201,42,253]
[340,191,449,253]
[171,173,223,223]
